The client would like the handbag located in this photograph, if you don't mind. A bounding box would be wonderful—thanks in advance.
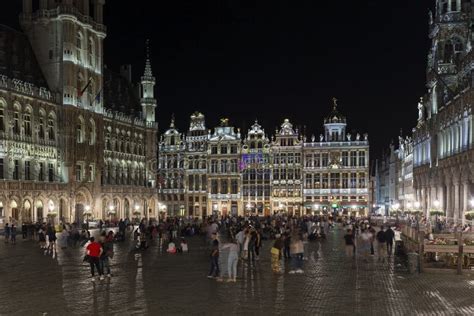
[271,247,280,255]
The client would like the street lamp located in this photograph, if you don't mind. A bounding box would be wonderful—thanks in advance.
[108,205,115,223]
[414,201,421,209]
[84,205,91,225]
[433,200,440,208]
[134,204,140,223]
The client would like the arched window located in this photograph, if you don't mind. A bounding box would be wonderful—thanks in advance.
[23,106,32,136]
[88,37,95,67]
[38,109,45,139]
[76,116,85,143]
[13,103,20,135]
[77,73,84,102]
[76,32,82,61]
[48,113,56,141]
[0,99,5,132]
[444,40,454,63]
[89,119,96,145]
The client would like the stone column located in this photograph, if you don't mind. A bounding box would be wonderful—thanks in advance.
[454,181,460,223]
[446,183,452,219]
[463,181,469,225]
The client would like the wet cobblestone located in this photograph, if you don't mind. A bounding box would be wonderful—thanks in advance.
[1,227,474,315]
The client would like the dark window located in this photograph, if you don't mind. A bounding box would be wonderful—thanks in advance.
[0,158,3,179]
[13,160,19,180]
[25,161,30,180]
[48,163,54,182]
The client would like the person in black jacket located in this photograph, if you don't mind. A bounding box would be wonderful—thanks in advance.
[385,227,395,257]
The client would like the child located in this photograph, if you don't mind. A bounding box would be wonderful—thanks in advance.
[166,240,177,254]
[179,238,188,253]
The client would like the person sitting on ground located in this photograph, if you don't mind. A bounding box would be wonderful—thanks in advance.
[179,238,188,253]
[167,240,177,254]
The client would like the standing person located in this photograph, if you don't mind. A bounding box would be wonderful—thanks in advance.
[207,233,220,279]
[221,238,239,282]
[271,234,284,273]
[368,225,376,256]
[99,233,113,278]
[255,229,262,260]
[344,229,355,258]
[376,227,387,263]
[4,223,10,244]
[283,232,291,259]
[10,225,17,245]
[47,226,57,258]
[235,228,245,258]
[289,234,304,274]
[359,229,372,263]
[86,237,104,281]
[385,226,395,257]
[38,227,46,249]
[247,229,257,265]
[21,223,27,239]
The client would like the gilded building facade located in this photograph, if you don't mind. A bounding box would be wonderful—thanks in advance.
[413,0,474,222]
[158,102,370,217]
[0,1,158,226]
[302,101,370,216]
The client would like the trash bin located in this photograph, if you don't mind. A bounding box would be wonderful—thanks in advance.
[407,252,419,274]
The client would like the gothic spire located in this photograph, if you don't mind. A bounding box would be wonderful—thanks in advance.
[144,39,153,78]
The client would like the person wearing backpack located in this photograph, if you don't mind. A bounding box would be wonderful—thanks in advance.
[376,226,387,263]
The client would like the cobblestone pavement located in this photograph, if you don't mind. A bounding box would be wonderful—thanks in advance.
[1,227,474,316]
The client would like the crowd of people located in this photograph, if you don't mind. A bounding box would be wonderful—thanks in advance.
[1,214,406,283]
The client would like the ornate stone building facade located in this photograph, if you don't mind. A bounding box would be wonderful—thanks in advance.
[0,1,158,226]
[303,101,370,216]
[413,0,474,222]
[158,102,370,217]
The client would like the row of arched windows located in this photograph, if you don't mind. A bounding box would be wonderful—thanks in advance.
[76,115,96,145]
[102,160,146,186]
[104,127,144,156]
[0,99,56,141]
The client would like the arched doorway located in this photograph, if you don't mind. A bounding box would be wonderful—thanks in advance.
[124,198,130,219]
[110,198,120,221]
[35,200,43,223]
[75,193,87,224]
[102,198,109,220]
[22,200,32,223]
[11,200,19,222]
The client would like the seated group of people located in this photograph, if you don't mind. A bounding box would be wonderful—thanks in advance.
[166,238,188,254]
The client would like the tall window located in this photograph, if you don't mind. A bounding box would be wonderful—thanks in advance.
[89,120,96,145]
[321,153,328,167]
[231,179,238,194]
[342,173,349,189]
[350,173,357,188]
[38,116,45,139]
[0,107,4,132]
[25,161,31,180]
[88,38,95,67]
[322,173,328,189]
[221,179,228,194]
[76,117,85,143]
[211,160,218,173]
[358,151,366,167]
[201,175,207,190]
[13,160,19,180]
[76,32,82,61]
[0,158,3,179]
[221,145,228,154]
[76,164,82,181]
[48,116,55,141]
[23,111,31,136]
[89,164,94,182]
[48,163,54,182]
[211,179,218,194]
[358,173,366,188]
[188,175,194,191]
[350,152,357,166]
[342,151,348,166]
[39,162,44,181]
[13,111,20,135]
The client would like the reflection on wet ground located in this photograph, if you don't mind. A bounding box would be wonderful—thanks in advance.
[1,226,474,315]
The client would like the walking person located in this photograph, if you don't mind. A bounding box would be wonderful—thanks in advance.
[344,229,355,258]
[99,232,113,278]
[385,226,395,257]
[21,223,27,239]
[4,223,10,244]
[207,233,220,279]
[376,227,387,263]
[10,225,17,245]
[359,229,372,263]
[85,237,104,281]
[289,233,304,274]
[271,234,284,273]
[221,238,239,282]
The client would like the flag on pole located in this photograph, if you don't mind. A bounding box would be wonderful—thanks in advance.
[93,88,102,105]
[78,77,92,97]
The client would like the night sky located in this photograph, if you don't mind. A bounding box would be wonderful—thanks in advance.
[2,1,435,157]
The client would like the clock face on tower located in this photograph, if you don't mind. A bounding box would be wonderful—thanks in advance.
[329,152,341,169]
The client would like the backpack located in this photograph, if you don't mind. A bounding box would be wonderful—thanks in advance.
[376,231,386,243]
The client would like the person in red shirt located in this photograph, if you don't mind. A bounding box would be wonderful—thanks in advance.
[85,237,104,281]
